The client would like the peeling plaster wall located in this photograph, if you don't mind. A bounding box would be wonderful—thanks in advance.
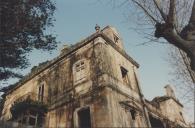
[1,70,49,120]
[45,34,144,127]
[102,40,139,93]
[104,87,146,127]
[1,26,188,128]
[159,99,185,123]
[102,26,124,49]
[1,34,144,127]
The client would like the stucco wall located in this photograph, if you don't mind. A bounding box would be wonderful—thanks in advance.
[1,26,188,128]
[159,99,185,123]
[44,35,143,127]
[1,71,49,120]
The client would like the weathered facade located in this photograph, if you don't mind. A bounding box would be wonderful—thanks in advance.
[0,25,189,127]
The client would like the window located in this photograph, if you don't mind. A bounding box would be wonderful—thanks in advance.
[130,109,136,127]
[113,34,119,43]
[179,112,185,122]
[179,112,182,116]
[78,107,91,128]
[73,60,87,83]
[38,84,44,102]
[29,117,36,126]
[120,66,129,85]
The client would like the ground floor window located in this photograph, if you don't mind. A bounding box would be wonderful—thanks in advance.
[16,110,45,127]
[29,116,36,125]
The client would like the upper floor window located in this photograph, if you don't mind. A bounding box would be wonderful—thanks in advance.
[120,66,130,86]
[130,109,136,127]
[73,59,88,84]
[114,35,119,43]
[38,84,44,102]
[179,112,185,122]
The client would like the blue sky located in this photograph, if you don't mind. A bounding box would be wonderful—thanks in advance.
[52,0,170,99]
[46,0,193,121]
[2,0,193,122]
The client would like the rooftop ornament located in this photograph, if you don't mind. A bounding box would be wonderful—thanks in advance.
[95,24,100,32]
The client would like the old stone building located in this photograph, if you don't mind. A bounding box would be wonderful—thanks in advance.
[0,25,189,127]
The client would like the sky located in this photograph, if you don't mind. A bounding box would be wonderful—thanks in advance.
[2,0,193,122]
[52,0,170,100]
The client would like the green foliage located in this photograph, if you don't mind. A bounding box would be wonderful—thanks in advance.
[30,60,50,73]
[10,99,47,119]
[0,97,5,117]
[0,0,57,80]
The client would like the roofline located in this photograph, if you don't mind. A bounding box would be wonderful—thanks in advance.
[152,96,184,107]
[169,97,184,107]
[5,31,139,95]
[100,32,139,67]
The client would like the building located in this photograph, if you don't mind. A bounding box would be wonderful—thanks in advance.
[0,25,189,127]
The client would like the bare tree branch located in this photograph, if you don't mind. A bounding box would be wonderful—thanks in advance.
[167,0,176,25]
[130,0,159,23]
[152,0,167,21]
[189,0,195,24]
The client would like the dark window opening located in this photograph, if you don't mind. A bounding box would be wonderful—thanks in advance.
[114,35,119,43]
[38,84,44,102]
[149,115,164,128]
[78,107,91,128]
[22,117,27,124]
[41,85,44,101]
[37,115,44,127]
[29,117,36,126]
[130,109,136,120]
[129,109,136,127]
[120,67,129,85]
[179,112,185,122]
[15,111,45,127]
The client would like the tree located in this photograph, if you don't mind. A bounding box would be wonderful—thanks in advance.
[167,46,194,122]
[116,0,195,72]
[105,0,195,121]
[168,46,194,101]
[0,0,57,81]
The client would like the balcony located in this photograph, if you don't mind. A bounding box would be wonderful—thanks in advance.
[14,92,47,105]
[10,92,47,127]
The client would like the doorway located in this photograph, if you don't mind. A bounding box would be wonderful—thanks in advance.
[78,107,91,128]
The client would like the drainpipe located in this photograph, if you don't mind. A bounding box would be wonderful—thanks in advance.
[133,66,151,127]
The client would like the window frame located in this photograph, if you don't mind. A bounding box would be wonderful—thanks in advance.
[38,83,44,102]
[73,59,88,84]
[120,66,131,87]
[113,34,119,43]
[74,106,93,128]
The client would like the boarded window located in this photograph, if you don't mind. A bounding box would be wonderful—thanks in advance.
[74,60,87,83]
[78,107,91,128]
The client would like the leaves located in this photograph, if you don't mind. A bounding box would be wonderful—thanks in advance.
[0,0,57,80]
